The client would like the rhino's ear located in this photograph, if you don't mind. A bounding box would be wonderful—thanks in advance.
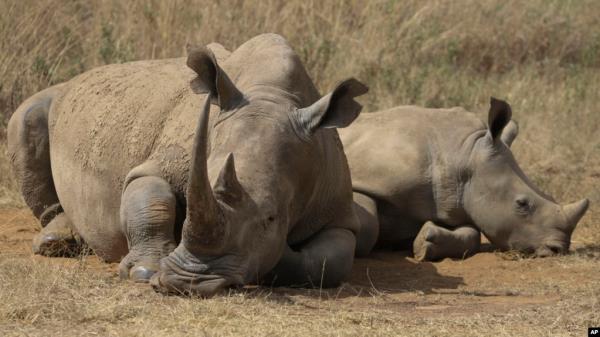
[488,97,512,141]
[186,44,243,111]
[296,78,368,134]
[500,120,519,147]
[205,42,232,63]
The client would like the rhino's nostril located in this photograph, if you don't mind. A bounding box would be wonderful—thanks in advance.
[548,246,562,255]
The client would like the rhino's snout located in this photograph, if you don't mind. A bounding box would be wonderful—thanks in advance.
[150,245,243,297]
[150,258,231,297]
[150,270,229,297]
[533,198,590,259]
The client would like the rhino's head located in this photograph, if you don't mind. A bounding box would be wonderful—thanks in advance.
[151,41,367,296]
[462,98,589,257]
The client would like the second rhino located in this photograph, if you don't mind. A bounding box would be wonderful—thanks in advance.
[339,98,589,261]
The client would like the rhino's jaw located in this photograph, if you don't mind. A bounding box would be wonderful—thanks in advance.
[150,245,245,297]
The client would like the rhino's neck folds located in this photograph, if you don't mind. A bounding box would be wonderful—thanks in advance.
[429,130,483,228]
[430,159,470,227]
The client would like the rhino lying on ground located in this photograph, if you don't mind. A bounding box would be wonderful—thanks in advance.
[8,34,368,295]
[339,99,589,261]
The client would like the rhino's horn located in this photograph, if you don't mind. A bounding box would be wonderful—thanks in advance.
[183,94,223,250]
[213,153,244,205]
[561,198,589,233]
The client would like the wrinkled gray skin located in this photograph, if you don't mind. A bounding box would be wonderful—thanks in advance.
[339,99,589,261]
[8,34,368,296]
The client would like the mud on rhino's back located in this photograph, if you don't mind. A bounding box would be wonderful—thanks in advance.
[48,58,197,261]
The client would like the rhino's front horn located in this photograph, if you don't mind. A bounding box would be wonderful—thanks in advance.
[561,198,590,233]
[183,94,223,251]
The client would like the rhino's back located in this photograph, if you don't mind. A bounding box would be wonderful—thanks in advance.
[49,58,198,261]
[340,106,484,225]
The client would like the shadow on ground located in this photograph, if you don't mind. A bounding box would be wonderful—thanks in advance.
[253,250,464,300]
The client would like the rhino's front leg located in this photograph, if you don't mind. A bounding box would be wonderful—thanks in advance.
[353,192,379,257]
[265,227,356,288]
[119,176,177,282]
[412,221,480,261]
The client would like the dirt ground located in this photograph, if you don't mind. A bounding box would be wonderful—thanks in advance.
[1,207,598,337]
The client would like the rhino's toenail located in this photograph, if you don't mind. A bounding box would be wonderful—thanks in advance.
[130,266,157,283]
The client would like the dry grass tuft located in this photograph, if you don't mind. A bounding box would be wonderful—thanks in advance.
[0,142,21,207]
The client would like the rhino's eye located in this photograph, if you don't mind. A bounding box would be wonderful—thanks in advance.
[515,196,534,215]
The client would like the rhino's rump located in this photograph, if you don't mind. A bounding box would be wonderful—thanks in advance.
[48,59,198,261]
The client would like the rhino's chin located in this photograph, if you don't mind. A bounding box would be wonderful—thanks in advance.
[150,245,243,297]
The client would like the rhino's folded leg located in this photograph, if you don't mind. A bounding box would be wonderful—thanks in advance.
[353,192,379,257]
[412,221,480,261]
[264,227,356,288]
[32,211,84,257]
[119,176,177,283]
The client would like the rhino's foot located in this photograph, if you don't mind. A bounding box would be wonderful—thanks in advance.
[264,227,356,288]
[119,253,166,283]
[412,222,441,261]
[119,175,178,283]
[32,212,84,257]
[413,221,480,262]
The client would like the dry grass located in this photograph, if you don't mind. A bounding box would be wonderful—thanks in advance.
[0,0,599,335]
[0,142,20,207]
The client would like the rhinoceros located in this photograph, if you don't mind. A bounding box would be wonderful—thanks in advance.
[8,34,368,295]
[339,99,589,261]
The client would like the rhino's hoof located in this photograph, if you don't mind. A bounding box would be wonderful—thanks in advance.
[413,223,440,261]
[32,233,80,257]
[119,261,158,283]
[130,266,157,283]
[413,241,436,261]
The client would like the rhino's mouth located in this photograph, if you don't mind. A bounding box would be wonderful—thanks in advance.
[150,245,244,297]
[505,239,568,258]
[534,243,568,258]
